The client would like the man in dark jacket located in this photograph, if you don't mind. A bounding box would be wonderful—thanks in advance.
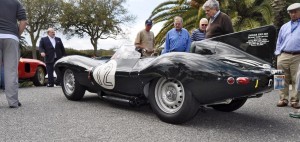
[202,0,234,38]
[39,28,66,87]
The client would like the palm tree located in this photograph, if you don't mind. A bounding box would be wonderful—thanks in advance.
[224,0,273,31]
[19,36,29,52]
[150,0,273,48]
[271,0,298,31]
[271,0,286,31]
[149,0,200,48]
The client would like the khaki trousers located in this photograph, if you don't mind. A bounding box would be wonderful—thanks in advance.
[277,53,300,102]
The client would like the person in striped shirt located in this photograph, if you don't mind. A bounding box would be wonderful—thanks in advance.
[191,18,208,42]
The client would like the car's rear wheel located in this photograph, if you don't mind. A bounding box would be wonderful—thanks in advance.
[62,69,85,100]
[211,98,247,112]
[149,77,199,124]
[32,66,46,86]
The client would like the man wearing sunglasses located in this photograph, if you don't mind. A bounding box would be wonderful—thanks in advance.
[202,0,233,38]
[191,18,208,42]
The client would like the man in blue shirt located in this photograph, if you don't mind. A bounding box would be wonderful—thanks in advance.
[275,3,300,109]
[162,16,191,54]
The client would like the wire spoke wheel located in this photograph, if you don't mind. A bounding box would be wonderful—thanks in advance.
[62,69,85,100]
[33,66,45,86]
[63,69,75,95]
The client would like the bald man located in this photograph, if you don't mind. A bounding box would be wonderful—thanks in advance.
[39,28,66,87]
[191,18,208,42]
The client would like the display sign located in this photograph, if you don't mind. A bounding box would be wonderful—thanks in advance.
[274,75,285,90]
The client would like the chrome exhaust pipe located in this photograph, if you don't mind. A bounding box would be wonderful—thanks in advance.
[101,95,146,107]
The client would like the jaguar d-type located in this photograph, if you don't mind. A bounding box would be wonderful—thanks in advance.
[54,25,281,124]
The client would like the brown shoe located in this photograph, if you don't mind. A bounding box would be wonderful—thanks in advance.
[277,99,288,107]
[291,102,300,109]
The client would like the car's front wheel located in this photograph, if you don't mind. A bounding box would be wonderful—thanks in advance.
[32,66,46,86]
[211,98,247,112]
[62,69,85,101]
[149,77,199,124]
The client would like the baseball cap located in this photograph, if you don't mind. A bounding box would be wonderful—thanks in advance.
[287,3,300,11]
[145,19,153,25]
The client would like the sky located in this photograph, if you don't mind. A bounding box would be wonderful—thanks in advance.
[36,0,163,51]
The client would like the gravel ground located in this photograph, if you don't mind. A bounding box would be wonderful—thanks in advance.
[0,87,299,142]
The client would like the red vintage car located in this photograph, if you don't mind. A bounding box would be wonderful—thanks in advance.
[18,58,47,86]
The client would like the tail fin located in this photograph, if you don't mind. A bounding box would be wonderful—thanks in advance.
[210,25,277,64]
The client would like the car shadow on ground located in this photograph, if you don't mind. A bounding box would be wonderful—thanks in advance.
[58,92,300,140]
[186,111,300,141]
[190,109,287,126]
[77,94,292,130]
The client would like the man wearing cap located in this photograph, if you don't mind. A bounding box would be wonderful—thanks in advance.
[275,3,300,109]
[134,19,155,57]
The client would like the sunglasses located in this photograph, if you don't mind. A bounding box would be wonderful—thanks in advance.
[201,24,208,26]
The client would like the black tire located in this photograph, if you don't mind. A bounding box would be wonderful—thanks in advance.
[211,98,247,112]
[61,69,85,101]
[149,77,199,124]
[32,66,46,86]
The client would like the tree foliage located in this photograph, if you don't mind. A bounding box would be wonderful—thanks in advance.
[150,0,274,48]
[223,0,273,31]
[19,36,29,52]
[20,0,62,59]
[271,0,298,31]
[149,0,198,48]
[59,0,135,55]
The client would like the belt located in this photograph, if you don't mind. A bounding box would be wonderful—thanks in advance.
[282,51,300,55]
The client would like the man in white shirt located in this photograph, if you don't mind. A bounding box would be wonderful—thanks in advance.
[39,28,66,87]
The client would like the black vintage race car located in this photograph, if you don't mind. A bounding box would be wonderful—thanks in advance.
[54,25,282,124]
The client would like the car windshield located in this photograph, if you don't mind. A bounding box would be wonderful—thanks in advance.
[111,45,141,59]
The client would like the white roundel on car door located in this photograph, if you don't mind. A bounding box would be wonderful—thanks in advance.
[92,60,117,89]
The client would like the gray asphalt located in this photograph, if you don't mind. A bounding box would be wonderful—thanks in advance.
[0,86,299,142]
